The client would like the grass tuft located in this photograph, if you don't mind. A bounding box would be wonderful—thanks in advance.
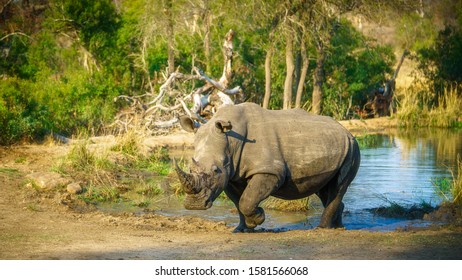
[451,155,462,206]
[262,197,311,212]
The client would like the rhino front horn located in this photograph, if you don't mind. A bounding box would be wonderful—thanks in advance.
[173,158,200,194]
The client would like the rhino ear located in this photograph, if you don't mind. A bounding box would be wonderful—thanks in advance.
[215,120,232,133]
[179,115,199,133]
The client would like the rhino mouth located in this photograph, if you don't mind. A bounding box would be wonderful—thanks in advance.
[174,158,225,210]
[184,195,213,210]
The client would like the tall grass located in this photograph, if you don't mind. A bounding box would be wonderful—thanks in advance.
[397,86,462,128]
[451,155,462,206]
[431,154,462,207]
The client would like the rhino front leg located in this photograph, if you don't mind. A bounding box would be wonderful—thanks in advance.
[224,183,249,233]
[238,174,279,231]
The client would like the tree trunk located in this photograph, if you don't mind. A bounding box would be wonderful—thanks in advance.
[164,0,175,74]
[312,43,326,115]
[283,30,294,110]
[204,8,212,74]
[263,46,272,109]
[295,38,308,108]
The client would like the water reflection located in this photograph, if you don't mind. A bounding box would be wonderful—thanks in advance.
[342,128,461,230]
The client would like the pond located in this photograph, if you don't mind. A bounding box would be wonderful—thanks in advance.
[102,128,462,232]
[342,129,462,230]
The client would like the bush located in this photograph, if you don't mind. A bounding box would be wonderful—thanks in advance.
[0,78,49,144]
[323,20,395,119]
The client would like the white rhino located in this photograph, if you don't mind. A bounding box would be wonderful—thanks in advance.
[174,102,360,232]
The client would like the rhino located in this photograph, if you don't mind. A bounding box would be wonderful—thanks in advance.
[174,102,360,232]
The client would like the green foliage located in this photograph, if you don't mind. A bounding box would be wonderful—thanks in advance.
[0,78,49,144]
[323,20,395,119]
[432,177,452,202]
[451,155,462,206]
[59,0,121,62]
[396,13,437,51]
[417,25,462,95]
[80,184,121,203]
[2,0,462,144]
[431,155,462,207]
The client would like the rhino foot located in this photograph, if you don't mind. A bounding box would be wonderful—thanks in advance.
[244,207,265,229]
[232,225,255,233]
[232,207,265,233]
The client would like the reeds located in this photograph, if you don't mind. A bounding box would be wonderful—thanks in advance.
[451,155,462,206]
[397,86,462,128]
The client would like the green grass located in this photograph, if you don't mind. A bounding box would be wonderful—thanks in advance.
[79,184,121,203]
[370,200,436,219]
[135,181,164,196]
[451,155,462,206]
[52,131,175,206]
[0,168,20,174]
[432,177,452,202]
[431,154,462,207]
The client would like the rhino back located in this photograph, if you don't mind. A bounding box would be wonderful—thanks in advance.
[217,103,351,188]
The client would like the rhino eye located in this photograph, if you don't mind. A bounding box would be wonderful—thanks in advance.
[211,165,220,173]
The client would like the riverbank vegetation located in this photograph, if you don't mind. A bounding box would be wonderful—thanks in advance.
[397,83,462,128]
[1,0,461,145]
[52,134,178,207]
[433,155,462,207]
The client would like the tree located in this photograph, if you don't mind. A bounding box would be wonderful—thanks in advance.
[295,34,309,108]
[283,24,295,109]
[163,0,175,74]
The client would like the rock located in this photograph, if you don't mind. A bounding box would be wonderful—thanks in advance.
[26,172,72,190]
[67,182,83,194]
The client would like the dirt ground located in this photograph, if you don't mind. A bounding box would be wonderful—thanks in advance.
[1,118,462,260]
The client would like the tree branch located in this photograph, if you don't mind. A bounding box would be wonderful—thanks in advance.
[0,32,31,41]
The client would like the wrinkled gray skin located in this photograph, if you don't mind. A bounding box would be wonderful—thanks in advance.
[175,103,360,232]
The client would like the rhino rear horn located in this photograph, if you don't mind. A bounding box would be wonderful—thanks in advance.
[173,158,200,194]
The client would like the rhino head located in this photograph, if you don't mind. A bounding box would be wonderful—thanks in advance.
[174,117,233,210]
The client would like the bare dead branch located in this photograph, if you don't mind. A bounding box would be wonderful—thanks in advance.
[111,30,242,135]
[0,32,31,41]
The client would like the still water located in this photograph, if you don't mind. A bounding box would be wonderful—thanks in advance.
[339,129,461,230]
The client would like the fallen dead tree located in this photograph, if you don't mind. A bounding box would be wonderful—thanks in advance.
[111,29,243,135]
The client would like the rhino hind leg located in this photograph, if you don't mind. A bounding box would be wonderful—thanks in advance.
[317,138,360,229]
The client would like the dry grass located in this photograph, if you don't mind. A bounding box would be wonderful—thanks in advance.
[397,86,462,128]
[262,197,311,212]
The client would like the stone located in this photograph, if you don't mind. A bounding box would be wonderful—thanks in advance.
[26,172,72,190]
[67,182,83,194]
